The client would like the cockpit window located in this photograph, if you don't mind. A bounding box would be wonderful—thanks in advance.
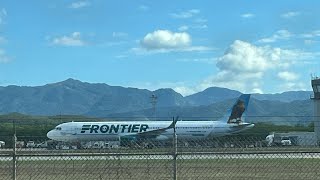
[56,127,62,131]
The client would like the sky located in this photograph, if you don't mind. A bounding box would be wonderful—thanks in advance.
[0,0,320,96]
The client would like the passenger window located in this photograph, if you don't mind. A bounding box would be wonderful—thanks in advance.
[56,127,62,130]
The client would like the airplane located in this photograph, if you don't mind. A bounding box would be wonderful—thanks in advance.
[47,94,254,143]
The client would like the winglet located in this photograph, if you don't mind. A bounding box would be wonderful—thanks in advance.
[135,116,179,138]
[168,116,179,129]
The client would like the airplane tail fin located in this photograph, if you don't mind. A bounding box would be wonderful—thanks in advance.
[222,94,251,124]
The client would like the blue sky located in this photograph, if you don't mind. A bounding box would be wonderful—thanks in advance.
[0,0,320,96]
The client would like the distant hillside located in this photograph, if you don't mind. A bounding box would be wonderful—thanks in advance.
[0,79,190,116]
[106,98,313,126]
[86,87,189,116]
[185,87,242,106]
[0,79,313,121]
[252,91,312,102]
[0,79,111,115]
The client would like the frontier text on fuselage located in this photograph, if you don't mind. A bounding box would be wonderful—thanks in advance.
[81,124,149,134]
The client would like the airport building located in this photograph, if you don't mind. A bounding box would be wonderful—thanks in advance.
[311,76,320,144]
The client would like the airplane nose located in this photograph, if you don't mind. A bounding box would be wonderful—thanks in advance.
[47,130,57,140]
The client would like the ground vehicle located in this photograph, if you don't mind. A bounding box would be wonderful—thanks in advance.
[36,141,48,148]
[266,134,292,146]
[93,141,109,149]
[0,141,5,148]
[26,141,35,148]
[278,136,292,146]
[82,141,109,149]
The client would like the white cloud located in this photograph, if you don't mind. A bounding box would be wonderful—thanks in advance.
[278,82,307,92]
[194,18,207,23]
[0,8,7,24]
[193,24,208,29]
[0,36,7,44]
[100,41,127,47]
[252,88,263,94]
[277,71,299,81]
[301,30,320,38]
[170,9,200,19]
[173,86,196,96]
[140,30,191,50]
[115,55,128,59]
[0,49,10,63]
[179,46,213,51]
[112,32,128,38]
[178,26,189,31]
[241,13,255,18]
[52,32,86,46]
[134,40,319,94]
[135,30,214,54]
[258,30,293,43]
[138,5,149,11]
[304,39,317,45]
[178,24,207,31]
[69,1,90,9]
[200,40,311,93]
[281,11,300,18]
[278,49,319,62]
[310,30,320,36]
[217,40,278,73]
[1,8,7,16]
[177,57,216,64]
[189,9,200,14]
[300,30,320,44]
[132,46,214,55]
[129,81,196,96]
[0,9,9,63]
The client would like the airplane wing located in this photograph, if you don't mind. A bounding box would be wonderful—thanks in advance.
[122,117,178,139]
[229,122,254,132]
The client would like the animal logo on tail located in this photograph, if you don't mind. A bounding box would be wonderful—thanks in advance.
[227,96,248,124]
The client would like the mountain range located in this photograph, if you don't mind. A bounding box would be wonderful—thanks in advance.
[0,78,314,125]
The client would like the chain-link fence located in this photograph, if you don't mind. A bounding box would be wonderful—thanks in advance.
[0,117,320,180]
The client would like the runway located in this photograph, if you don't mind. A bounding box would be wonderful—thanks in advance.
[1,152,320,161]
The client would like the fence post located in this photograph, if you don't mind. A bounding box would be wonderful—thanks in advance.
[12,133,17,180]
[172,117,177,180]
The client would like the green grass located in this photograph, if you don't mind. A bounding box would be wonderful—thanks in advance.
[1,157,320,180]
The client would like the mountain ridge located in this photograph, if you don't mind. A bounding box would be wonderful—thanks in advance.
[0,78,313,125]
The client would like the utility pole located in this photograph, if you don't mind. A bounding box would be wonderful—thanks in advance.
[150,94,157,120]
[12,120,16,180]
[172,117,177,180]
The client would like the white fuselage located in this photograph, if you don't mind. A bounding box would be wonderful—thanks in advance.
[47,121,254,142]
